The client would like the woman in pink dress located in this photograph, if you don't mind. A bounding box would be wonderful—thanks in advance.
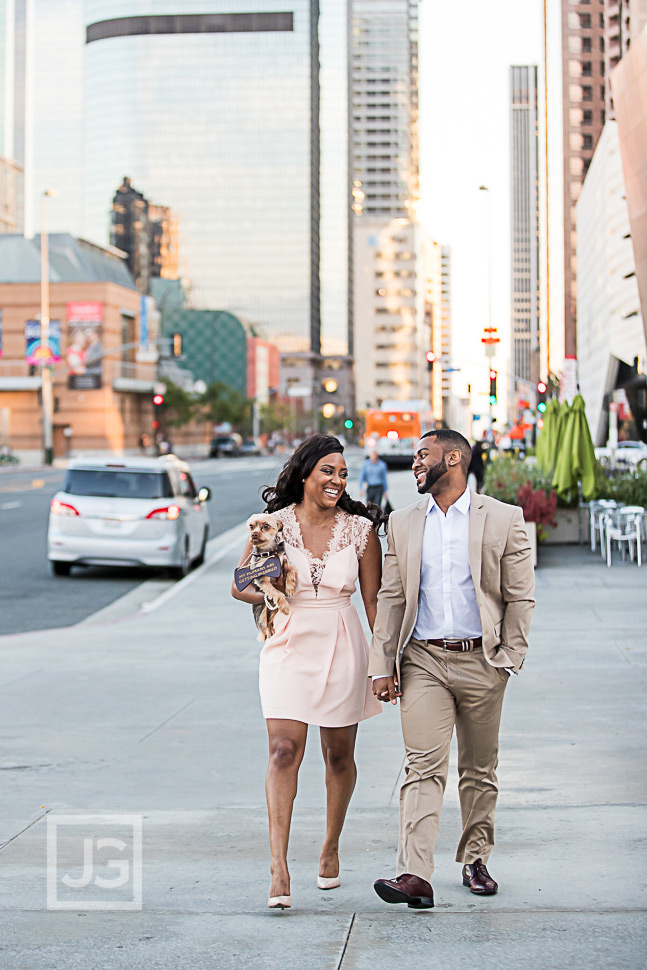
[232,434,383,909]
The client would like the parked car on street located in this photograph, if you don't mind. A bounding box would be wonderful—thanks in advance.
[209,433,242,458]
[48,455,211,577]
[239,438,262,456]
[595,440,647,468]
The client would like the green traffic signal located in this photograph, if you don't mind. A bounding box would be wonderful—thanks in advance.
[344,419,353,429]
[489,394,497,405]
[537,401,547,413]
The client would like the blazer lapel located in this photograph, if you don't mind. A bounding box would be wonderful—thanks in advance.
[468,489,486,591]
[406,498,428,606]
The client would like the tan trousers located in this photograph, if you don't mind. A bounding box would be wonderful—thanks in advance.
[397,638,508,882]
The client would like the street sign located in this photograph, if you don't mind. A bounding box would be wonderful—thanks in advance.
[287,385,311,397]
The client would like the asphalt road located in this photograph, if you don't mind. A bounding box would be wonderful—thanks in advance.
[0,450,369,637]
[0,456,287,637]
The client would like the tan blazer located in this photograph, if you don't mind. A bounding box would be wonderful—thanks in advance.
[368,490,535,684]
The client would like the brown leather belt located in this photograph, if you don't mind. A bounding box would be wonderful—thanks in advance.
[426,637,482,652]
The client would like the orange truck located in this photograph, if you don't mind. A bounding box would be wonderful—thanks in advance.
[363,400,436,467]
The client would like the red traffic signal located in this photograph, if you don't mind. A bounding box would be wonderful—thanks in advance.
[537,381,547,394]
[153,393,164,406]
[426,351,436,363]
[489,369,497,381]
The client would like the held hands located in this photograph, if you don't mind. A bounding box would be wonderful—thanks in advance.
[372,676,402,705]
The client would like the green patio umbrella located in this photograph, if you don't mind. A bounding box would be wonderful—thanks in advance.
[552,400,571,470]
[552,395,597,500]
[536,398,559,472]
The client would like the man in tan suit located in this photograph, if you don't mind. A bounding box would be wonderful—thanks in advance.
[370,429,534,909]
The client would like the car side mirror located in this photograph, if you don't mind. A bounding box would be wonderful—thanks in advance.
[198,486,211,502]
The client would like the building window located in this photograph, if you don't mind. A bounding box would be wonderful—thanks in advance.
[582,85,593,101]
[582,61,592,76]
[582,109,593,125]
[582,36,592,52]
[583,133,593,151]
[579,12,591,28]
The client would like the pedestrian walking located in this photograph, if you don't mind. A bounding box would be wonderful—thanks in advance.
[467,439,486,493]
[369,429,535,909]
[231,434,383,911]
[359,450,389,508]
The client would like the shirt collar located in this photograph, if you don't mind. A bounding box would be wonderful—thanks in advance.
[426,487,471,517]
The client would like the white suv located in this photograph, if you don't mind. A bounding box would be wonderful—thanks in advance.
[48,455,211,577]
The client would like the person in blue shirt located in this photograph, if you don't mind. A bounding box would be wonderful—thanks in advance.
[359,451,389,508]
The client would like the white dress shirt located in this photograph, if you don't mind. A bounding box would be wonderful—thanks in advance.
[412,487,482,640]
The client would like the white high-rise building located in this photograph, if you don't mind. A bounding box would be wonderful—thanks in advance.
[351,0,426,409]
[576,122,646,444]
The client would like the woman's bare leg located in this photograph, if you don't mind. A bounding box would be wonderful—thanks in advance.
[318,724,358,878]
[265,718,308,897]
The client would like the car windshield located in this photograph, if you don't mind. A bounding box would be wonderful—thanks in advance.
[63,469,174,499]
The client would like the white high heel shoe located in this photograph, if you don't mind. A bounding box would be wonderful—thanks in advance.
[317,874,341,890]
[268,894,292,909]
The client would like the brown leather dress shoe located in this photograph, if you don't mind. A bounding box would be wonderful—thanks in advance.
[374,873,434,909]
[462,859,498,895]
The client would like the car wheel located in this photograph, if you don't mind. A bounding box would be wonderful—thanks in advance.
[194,528,209,567]
[51,561,72,577]
[169,540,190,579]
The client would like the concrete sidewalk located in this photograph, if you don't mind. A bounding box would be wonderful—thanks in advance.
[0,474,646,969]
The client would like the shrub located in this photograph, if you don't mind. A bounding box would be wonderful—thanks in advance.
[516,482,558,540]
[600,468,647,507]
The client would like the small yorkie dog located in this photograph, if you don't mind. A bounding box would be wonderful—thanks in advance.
[246,513,298,639]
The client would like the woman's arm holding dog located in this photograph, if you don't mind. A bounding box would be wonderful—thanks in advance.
[358,528,382,633]
[230,537,265,605]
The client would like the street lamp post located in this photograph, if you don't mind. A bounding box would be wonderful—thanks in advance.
[40,189,57,465]
[479,185,495,436]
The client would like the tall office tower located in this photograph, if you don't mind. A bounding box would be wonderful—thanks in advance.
[605,0,647,114]
[510,66,540,411]
[561,0,606,360]
[111,178,179,295]
[440,245,452,423]
[81,0,351,400]
[351,0,425,409]
[422,237,442,422]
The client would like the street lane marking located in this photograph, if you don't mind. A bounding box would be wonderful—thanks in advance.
[0,501,21,510]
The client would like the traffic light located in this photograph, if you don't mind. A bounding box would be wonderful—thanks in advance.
[426,351,435,372]
[322,402,336,419]
[152,391,165,430]
[171,332,183,357]
[344,419,354,430]
[537,380,547,413]
[489,369,497,405]
[322,378,338,394]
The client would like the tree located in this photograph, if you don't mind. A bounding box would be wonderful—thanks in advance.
[198,382,252,433]
[162,380,197,428]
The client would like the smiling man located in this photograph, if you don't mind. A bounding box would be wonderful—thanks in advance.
[369,429,535,909]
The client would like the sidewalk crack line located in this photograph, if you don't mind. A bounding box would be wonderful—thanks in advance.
[335,912,356,970]
[139,699,196,742]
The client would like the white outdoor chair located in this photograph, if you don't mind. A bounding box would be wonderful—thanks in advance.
[589,500,619,554]
[604,506,645,568]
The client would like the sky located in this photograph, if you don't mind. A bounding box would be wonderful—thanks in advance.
[418,0,564,425]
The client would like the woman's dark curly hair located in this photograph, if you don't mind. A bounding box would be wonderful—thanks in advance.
[262,434,386,530]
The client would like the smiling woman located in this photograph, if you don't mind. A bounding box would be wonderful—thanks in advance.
[230,433,385,910]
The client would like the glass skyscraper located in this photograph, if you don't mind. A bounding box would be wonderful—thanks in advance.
[80,0,351,361]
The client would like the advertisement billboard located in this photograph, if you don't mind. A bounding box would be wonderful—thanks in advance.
[25,319,62,365]
[66,302,103,390]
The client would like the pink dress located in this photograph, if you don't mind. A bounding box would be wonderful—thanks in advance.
[258,504,382,728]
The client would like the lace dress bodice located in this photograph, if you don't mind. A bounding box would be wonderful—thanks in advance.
[279,503,373,592]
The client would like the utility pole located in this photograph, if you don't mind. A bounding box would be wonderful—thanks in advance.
[40,189,57,465]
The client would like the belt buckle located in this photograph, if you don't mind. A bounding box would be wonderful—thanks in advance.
[443,638,472,652]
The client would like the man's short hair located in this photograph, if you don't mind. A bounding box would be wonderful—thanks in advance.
[420,429,471,470]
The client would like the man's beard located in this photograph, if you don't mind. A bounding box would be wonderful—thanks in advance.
[417,454,448,493]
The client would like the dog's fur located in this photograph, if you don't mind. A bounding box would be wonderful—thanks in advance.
[247,513,298,639]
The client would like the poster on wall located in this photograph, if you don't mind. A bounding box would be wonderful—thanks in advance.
[66,302,103,389]
[25,319,62,365]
